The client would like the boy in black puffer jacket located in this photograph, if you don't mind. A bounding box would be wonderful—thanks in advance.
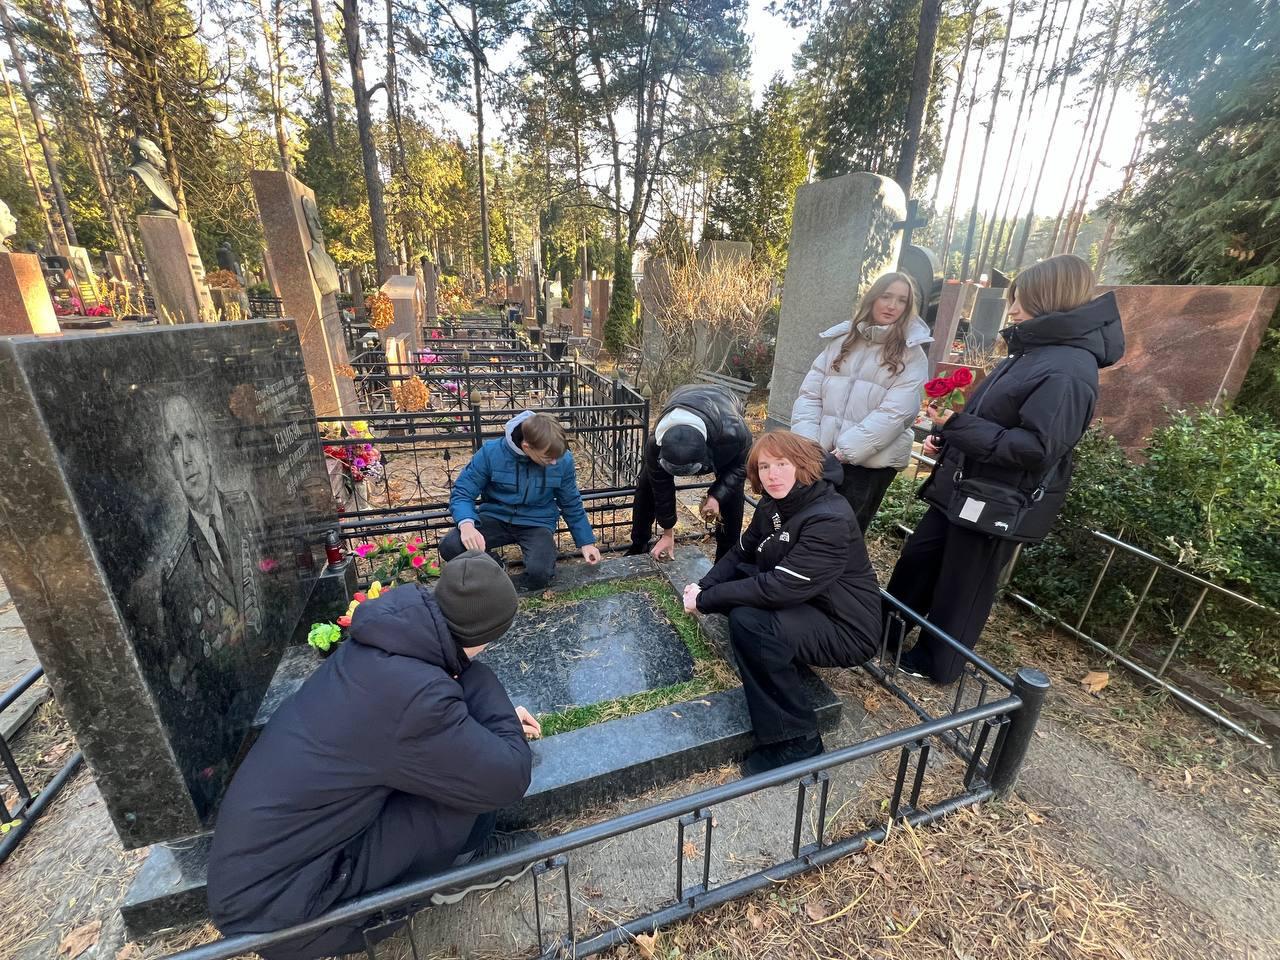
[207,551,540,960]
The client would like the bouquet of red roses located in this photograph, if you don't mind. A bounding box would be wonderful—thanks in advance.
[923,366,975,413]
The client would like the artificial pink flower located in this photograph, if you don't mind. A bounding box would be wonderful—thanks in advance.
[354,543,376,558]
[406,543,418,554]
[411,555,426,569]
[258,558,279,573]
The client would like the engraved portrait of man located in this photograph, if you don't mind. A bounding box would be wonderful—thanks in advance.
[157,394,264,703]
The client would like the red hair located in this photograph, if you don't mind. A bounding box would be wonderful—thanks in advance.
[746,431,826,495]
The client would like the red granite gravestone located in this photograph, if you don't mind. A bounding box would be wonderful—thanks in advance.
[1095,284,1280,451]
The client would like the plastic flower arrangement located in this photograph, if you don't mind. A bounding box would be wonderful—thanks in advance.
[923,366,975,413]
[353,537,441,585]
[308,540,441,655]
[323,421,383,484]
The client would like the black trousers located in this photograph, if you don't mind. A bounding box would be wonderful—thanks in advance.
[440,515,558,589]
[885,506,1018,684]
[628,464,745,561]
[727,605,861,744]
[263,800,496,960]
[836,464,898,533]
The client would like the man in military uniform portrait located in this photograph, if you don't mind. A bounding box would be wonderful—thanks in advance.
[157,393,265,807]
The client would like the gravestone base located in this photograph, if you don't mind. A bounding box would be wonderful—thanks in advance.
[120,549,845,936]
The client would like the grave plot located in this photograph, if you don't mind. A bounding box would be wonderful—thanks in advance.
[119,551,842,935]
[322,360,650,559]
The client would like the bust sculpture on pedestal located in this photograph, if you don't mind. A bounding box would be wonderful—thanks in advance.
[127,137,179,217]
[300,196,340,296]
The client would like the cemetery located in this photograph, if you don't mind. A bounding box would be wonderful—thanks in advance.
[1,0,1279,959]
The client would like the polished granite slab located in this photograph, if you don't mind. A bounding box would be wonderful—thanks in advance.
[0,321,334,848]
[477,592,695,716]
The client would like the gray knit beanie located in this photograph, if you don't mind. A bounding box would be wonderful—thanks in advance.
[434,550,518,647]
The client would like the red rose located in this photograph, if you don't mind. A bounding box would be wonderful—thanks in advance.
[951,367,974,387]
[924,377,953,398]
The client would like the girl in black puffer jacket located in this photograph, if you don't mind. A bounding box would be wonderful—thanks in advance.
[685,431,882,775]
[889,254,1125,684]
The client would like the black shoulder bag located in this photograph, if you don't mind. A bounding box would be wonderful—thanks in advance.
[943,359,1045,540]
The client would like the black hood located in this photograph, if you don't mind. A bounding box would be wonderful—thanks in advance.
[1004,291,1125,368]
[348,583,463,675]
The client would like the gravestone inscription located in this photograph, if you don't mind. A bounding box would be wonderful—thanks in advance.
[0,320,334,847]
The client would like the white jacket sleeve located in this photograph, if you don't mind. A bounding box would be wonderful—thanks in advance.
[790,349,828,441]
[835,349,927,464]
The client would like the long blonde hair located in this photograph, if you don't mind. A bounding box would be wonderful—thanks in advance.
[1010,254,1095,318]
[832,272,919,376]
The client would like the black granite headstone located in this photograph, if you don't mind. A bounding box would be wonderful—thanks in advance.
[0,320,334,847]
[478,593,695,716]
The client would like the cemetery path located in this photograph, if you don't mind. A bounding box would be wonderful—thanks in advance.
[1019,714,1280,952]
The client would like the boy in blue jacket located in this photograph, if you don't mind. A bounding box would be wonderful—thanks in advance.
[441,411,601,587]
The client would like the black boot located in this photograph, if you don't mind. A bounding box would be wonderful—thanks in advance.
[741,735,824,777]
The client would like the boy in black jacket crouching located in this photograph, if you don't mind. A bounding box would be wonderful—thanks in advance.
[207,551,540,960]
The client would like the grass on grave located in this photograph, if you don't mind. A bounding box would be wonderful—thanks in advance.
[522,576,738,736]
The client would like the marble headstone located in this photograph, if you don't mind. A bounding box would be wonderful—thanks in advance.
[137,215,215,323]
[379,274,423,353]
[767,172,906,427]
[969,287,1008,351]
[927,280,972,373]
[0,251,60,335]
[251,170,358,417]
[590,278,611,337]
[55,242,102,307]
[0,320,334,847]
[1095,284,1280,450]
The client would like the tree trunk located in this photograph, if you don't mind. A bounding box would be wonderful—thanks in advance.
[976,0,1051,278]
[930,1,978,212]
[0,47,57,248]
[988,0,1064,271]
[1011,0,1090,268]
[342,0,393,280]
[959,0,1016,281]
[587,39,624,246]
[940,30,988,272]
[51,0,140,270]
[894,0,942,195]
[258,0,290,172]
[1093,84,1151,274]
[1066,1,1142,252]
[0,0,75,245]
[1048,0,1122,256]
[999,0,1073,269]
[469,2,491,292]
[309,0,338,149]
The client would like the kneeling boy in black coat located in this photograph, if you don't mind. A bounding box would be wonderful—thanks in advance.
[207,551,540,960]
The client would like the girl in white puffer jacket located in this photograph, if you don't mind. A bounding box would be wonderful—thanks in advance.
[790,272,931,531]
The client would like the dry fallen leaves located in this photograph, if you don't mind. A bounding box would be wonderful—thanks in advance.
[58,920,101,959]
[634,931,658,959]
[1081,670,1110,694]
[682,840,699,860]
[804,899,830,922]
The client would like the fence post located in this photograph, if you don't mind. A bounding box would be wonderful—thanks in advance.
[469,403,482,451]
[988,667,1050,796]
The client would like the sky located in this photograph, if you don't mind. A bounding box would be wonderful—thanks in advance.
[433,0,1148,221]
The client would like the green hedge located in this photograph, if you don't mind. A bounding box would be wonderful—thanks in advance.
[868,410,1280,692]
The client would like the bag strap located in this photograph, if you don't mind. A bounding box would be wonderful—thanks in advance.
[945,356,1046,500]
